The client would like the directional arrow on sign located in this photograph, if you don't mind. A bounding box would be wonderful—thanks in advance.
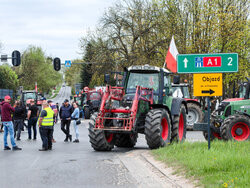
[183,58,188,68]
[202,89,215,95]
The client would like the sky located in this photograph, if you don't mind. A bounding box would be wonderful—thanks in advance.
[0,0,117,64]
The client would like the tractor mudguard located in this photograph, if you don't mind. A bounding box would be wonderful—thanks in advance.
[171,98,188,116]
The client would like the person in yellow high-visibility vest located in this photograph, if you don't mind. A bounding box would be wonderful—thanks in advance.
[38,102,55,151]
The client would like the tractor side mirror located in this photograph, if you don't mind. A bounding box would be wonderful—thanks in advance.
[104,74,110,84]
[173,75,180,84]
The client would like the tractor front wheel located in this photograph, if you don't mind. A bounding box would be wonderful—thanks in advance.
[88,113,115,151]
[221,114,250,141]
[203,129,222,141]
[145,109,171,149]
[171,105,187,143]
[115,133,138,148]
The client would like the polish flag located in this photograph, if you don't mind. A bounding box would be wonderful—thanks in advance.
[165,36,179,73]
[35,82,38,92]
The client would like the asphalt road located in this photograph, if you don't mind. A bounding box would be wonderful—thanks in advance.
[0,86,205,188]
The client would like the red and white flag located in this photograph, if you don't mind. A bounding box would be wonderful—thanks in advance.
[165,36,179,73]
[35,82,38,92]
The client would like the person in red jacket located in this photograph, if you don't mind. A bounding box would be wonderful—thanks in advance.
[0,96,22,150]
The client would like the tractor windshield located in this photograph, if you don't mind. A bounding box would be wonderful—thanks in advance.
[239,84,249,98]
[24,93,36,101]
[126,72,159,93]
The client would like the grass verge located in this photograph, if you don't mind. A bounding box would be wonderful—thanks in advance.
[152,141,250,188]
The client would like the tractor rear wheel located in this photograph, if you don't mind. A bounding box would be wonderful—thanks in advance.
[115,133,138,148]
[221,114,250,141]
[145,109,171,149]
[84,106,90,119]
[171,105,187,143]
[88,113,115,151]
[187,103,204,130]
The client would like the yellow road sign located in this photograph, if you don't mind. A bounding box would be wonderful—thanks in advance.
[193,73,222,97]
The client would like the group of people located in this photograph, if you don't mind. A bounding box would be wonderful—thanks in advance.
[0,95,81,151]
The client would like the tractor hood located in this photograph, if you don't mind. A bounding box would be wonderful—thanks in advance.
[223,98,244,102]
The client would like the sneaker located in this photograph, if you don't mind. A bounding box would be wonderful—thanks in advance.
[48,147,52,150]
[12,146,22,151]
[4,146,11,150]
[64,138,68,142]
[0,129,4,132]
[17,138,21,141]
[73,139,79,143]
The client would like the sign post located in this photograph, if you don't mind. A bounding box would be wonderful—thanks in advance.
[177,53,238,150]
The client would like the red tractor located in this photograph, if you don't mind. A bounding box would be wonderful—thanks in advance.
[88,64,188,151]
[79,88,103,119]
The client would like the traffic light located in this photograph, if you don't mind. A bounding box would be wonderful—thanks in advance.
[12,50,21,66]
[53,57,61,71]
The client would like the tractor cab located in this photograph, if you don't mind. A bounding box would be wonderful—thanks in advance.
[21,90,38,107]
[123,64,172,104]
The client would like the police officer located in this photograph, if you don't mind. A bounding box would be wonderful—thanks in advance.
[38,102,55,151]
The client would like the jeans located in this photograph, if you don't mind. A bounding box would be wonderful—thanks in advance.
[73,120,79,139]
[14,119,23,139]
[2,121,16,147]
[39,127,53,149]
[61,120,71,139]
[28,117,38,139]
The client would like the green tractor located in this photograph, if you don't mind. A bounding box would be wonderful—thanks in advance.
[204,77,250,141]
[88,64,188,151]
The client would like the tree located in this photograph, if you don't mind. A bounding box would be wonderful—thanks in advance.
[14,46,62,93]
[0,64,19,91]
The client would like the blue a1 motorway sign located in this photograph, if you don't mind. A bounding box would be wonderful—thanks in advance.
[65,60,71,67]
[177,53,238,73]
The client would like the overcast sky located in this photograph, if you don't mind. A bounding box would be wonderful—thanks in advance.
[0,0,116,63]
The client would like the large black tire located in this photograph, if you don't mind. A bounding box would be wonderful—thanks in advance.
[221,114,250,141]
[84,106,90,119]
[171,105,187,143]
[203,129,222,141]
[145,109,171,149]
[88,113,115,151]
[187,103,204,130]
[115,133,138,148]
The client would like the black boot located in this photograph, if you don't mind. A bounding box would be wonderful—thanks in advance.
[69,135,72,142]
[64,136,68,142]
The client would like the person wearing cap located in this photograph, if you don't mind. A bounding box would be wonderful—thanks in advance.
[13,100,26,140]
[38,102,55,151]
[27,99,39,140]
[59,99,73,142]
[0,96,22,150]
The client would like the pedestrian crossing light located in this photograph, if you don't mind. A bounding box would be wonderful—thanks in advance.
[53,57,61,71]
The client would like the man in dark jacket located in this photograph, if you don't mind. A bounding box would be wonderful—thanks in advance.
[13,100,26,140]
[27,99,39,140]
[0,96,22,150]
[59,99,73,142]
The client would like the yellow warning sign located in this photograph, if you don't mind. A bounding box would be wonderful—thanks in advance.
[193,73,223,97]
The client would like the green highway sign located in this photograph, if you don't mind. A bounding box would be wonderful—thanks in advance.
[177,53,238,73]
